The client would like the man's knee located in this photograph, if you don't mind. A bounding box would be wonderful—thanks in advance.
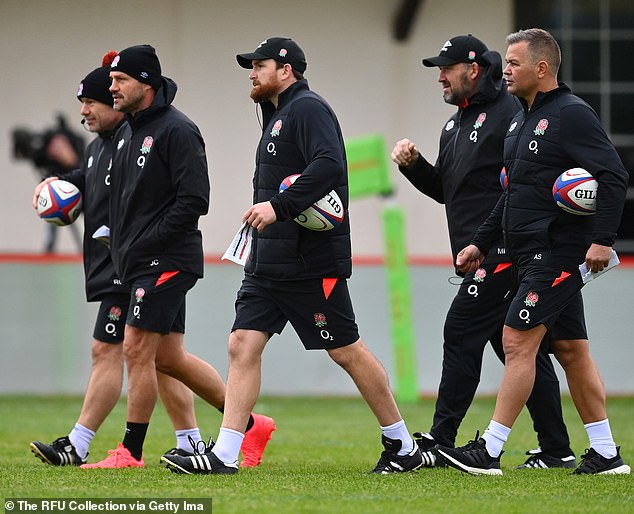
[228,329,266,366]
[91,340,122,365]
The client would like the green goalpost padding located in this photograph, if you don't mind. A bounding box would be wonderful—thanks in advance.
[345,134,418,402]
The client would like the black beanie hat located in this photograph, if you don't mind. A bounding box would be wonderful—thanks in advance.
[110,44,162,90]
[77,66,113,106]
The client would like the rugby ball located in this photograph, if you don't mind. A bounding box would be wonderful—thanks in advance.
[552,168,597,216]
[279,174,344,231]
[500,166,508,190]
[37,179,83,226]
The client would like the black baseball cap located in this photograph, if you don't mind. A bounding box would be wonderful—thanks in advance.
[236,37,307,73]
[422,35,488,67]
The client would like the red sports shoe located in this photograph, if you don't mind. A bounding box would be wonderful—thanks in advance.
[80,443,144,469]
[240,413,276,467]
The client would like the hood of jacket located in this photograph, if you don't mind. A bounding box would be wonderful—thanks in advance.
[468,50,506,106]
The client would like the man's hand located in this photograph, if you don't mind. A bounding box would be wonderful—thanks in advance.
[456,245,485,273]
[243,201,277,232]
[391,138,420,168]
[32,177,59,210]
[585,243,612,273]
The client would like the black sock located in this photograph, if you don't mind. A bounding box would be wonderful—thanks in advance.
[122,422,149,460]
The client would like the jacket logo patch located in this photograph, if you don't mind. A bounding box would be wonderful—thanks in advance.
[445,120,455,131]
[473,113,487,129]
[509,121,517,132]
[117,138,125,150]
[271,119,283,137]
[534,119,549,136]
[140,136,154,154]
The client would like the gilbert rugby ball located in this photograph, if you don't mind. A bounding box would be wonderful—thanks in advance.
[37,179,82,226]
[279,174,344,231]
[552,168,597,216]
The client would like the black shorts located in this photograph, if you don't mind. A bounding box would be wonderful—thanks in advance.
[93,294,129,343]
[126,271,197,335]
[232,275,360,350]
[505,252,588,339]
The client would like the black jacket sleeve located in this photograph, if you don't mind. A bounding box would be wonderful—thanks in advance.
[561,103,629,247]
[471,192,505,255]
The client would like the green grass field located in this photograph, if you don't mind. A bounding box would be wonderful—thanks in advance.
[1,395,633,513]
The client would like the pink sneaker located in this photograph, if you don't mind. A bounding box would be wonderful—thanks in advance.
[80,443,144,469]
[240,413,276,467]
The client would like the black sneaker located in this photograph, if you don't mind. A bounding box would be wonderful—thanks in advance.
[161,445,238,475]
[30,436,87,466]
[412,431,445,468]
[573,447,631,475]
[370,435,423,474]
[436,431,503,476]
[163,447,194,457]
[515,448,576,469]
[160,435,213,462]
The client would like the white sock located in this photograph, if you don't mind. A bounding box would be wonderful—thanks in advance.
[381,420,414,456]
[481,420,511,458]
[211,427,243,466]
[175,428,202,452]
[585,419,617,458]
[68,423,95,460]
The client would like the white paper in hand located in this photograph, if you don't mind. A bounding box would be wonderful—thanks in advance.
[579,249,620,284]
[222,222,253,266]
[92,225,110,247]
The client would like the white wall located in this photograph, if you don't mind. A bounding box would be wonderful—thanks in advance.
[0,0,512,257]
[1,262,633,396]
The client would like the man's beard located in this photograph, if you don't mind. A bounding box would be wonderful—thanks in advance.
[250,81,279,103]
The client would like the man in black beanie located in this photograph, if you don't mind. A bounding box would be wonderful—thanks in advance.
[31,55,215,467]
[81,44,275,469]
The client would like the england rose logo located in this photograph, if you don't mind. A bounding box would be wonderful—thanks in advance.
[271,119,283,137]
[473,113,487,130]
[473,268,487,283]
[534,119,549,136]
[524,291,539,307]
[140,136,154,154]
[314,313,327,327]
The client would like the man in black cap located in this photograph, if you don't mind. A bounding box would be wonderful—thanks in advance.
[440,28,630,477]
[161,37,423,475]
[30,54,216,467]
[391,34,575,470]
[82,45,275,469]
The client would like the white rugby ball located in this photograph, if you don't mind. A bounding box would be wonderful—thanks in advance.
[37,179,82,226]
[279,174,345,231]
[552,168,597,216]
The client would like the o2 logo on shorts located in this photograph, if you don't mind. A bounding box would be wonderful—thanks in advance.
[104,322,117,338]
[320,329,334,341]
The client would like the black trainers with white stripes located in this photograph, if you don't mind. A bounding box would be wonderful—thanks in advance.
[30,436,87,466]
[515,448,576,469]
[436,431,503,476]
[161,441,238,475]
[370,435,423,474]
[412,431,445,468]
[572,447,631,475]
